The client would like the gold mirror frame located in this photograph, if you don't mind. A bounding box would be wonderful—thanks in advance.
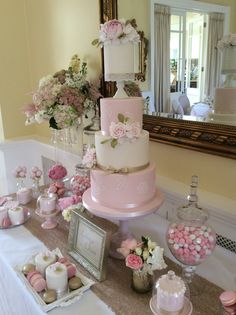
[100,0,236,159]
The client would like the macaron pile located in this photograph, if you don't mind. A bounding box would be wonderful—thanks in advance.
[219,291,236,315]
[167,223,216,265]
[27,269,47,293]
[57,257,77,279]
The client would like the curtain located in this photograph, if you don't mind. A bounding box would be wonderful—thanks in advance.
[154,4,171,112]
[205,12,224,99]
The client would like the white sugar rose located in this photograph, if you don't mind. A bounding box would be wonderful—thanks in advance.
[125,122,141,139]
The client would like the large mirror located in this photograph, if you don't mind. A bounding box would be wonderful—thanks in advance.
[100,0,236,159]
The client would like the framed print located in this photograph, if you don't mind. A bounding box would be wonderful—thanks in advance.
[67,208,112,281]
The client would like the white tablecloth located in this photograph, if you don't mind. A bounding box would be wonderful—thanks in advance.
[0,226,114,315]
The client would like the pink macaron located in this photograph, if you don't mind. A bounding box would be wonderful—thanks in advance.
[223,304,236,315]
[33,277,46,293]
[30,274,43,286]
[58,258,76,278]
[27,270,40,282]
[219,291,236,307]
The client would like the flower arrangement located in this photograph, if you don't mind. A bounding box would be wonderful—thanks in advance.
[58,195,82,211]
[24,54,101,130]
[82,146,97,168]
[13,166,27,178]
[101,113,141,148]
[70,174,90,197]
[30,166,43,180]
[117,236,167,274]
[92,19,140,47]
[124,81,142,97]
[217,34,236,51]
[48,164,67,181]
[61,203,84,222]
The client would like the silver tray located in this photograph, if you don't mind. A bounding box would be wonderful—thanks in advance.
[0,208,31,229]
[15,248,95,312]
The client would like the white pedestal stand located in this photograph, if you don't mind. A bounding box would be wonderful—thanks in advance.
[83,189,164,259]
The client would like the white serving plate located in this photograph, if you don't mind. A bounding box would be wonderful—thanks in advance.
[15,248,95,312]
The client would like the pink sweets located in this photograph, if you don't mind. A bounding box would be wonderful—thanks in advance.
[167,223,216,265]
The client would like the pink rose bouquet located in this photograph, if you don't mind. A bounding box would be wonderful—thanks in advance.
[48,164,67,180]
[13,166,27,178]
[117,236,167,274]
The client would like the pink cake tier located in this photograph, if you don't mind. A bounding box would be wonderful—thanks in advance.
[95,130,149,170]
[214,88,236,114]
[90,162,156,210]
[100,97,144,136]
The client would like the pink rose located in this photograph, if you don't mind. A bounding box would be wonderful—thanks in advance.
[109,122,126,139]
[58,195,82,210]
[125,254,143,270]
[125,122,141,139]
[101,20,123,41]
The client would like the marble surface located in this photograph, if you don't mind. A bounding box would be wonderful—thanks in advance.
[19,198,224,315]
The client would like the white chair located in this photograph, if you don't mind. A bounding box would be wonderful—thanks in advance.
[178,94,191,115]
[190,102,213,118]
[172,99,184,115]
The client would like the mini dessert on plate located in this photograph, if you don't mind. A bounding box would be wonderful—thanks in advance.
[35,251,57,276]
[46,262,68,298]
[8,206,24,225]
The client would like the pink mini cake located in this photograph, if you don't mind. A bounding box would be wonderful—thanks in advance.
[156,271,186,314]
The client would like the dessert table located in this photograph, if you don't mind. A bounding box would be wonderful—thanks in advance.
[0,198,224,315]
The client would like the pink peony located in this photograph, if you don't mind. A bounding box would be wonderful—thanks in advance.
[58,195,82,210]
[125,254,143,270]
[109,122,126,139]
[48,164,67,180]
[101,19,123,41]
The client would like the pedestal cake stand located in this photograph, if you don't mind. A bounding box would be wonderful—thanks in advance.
[83,189,164,259]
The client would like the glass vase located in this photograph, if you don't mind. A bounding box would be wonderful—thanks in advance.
[16,177,26,192]
[131,268,153,293]
[31,178,41,199]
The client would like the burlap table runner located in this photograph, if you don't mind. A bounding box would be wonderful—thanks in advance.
[23,199,223,315]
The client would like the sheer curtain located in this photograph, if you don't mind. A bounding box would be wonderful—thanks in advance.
[205,12,224,99]
[154,4,171,112]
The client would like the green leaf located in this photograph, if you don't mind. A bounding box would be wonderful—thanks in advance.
[49,117,59,130]
[118,113,125,123]
[100,139,110,144]
[91,38,99,46]
[111,139,118,148]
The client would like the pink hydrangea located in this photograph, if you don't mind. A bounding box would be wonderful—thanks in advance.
[70,175,90,197]
[30,166,43,179]
[125,254,143,270]
[82,147,96,168]
[58,195,82,210]
[48,164,67,180]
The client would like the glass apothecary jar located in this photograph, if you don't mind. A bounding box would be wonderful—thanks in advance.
[70,164,90,197]
[166,176,216,284]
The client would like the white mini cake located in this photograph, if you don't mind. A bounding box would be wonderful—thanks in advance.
[156,271,186,314]
[35,251,57,276]
[8,206,24,225]
[46,262,68,296]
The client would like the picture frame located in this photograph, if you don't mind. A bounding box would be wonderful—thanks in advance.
[67,208,112,281]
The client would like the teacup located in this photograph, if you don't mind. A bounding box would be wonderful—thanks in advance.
[17,188,32,205]
[37,193,57,215]
[8,206,24,225]
[0,206,8,227]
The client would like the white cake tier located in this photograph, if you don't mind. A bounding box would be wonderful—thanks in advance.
[46,262,68,293]
[95,130,149,170]
[100,97,144,136]
[214,88,236,114]
[222,46,236,74]
[104,42,137,81]
[90,163,156,209]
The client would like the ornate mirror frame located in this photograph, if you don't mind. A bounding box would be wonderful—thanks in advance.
[100,0,236,159]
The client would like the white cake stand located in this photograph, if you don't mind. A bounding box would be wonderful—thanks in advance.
[83,189,164,259]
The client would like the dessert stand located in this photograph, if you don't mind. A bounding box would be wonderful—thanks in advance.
[35,208,60,229]
[83,189,164,259]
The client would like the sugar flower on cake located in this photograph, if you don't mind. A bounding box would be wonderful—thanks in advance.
[117,236,167,274]
[30,166,43,179]
[48,164,67,180]
[23,54,101,130]
[92,19,140,47]
[217,33,236,51]
[12,166,27,178]
[101,113,141,148]
[82,145,97,168]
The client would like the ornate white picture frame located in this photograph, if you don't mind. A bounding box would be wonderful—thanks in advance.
[67,209,112,281]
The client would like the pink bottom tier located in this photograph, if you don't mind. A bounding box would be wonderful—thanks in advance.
[90,163,156,210]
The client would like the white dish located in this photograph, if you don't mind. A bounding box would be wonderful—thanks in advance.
[150,295,193,315]
[15,248,95,312]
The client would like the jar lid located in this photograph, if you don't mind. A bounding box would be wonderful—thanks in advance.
[156,271,186,296]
